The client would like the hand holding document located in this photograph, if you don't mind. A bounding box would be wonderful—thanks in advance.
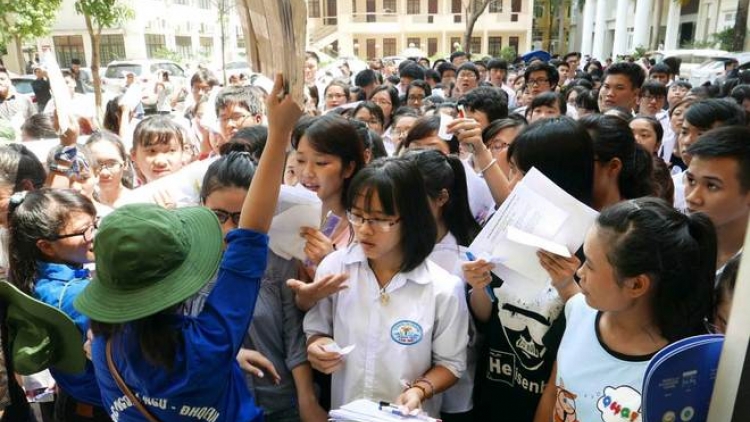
[330,399,440,422]
[468,167,598,298]
[268,184,321,261]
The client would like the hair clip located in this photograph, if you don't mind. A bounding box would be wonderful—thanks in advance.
[629,199,642,211]
[9,191,28,206]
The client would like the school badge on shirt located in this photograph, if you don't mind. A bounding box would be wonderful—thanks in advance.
[391,320,423,345]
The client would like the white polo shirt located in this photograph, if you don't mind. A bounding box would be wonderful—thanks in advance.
[304,244,469,416]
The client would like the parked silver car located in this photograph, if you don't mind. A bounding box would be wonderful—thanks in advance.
[102,60,188,110]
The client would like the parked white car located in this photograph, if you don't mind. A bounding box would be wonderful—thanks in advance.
[689,52,750,86]
[102,60,188,110]
[648,49,729,81]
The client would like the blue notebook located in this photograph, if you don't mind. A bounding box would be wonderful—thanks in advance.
[642,334,724,422]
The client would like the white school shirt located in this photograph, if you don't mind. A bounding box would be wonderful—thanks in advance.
[304,244,469,416]
[673,170,687,213]
[429,234,476,414]
[555,294,650,422]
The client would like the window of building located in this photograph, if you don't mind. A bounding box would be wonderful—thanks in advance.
[197,0,211,8]
[383,38,397,56]
[509,36,519,54]
[490,0,502,12]
[511,13,518,21]
[407,0,420,14]
[451,0,461,13]
[175,36,192,60]
[53,35,86,67]
[450,36,462,52]
[383,0,396,13]
[428,38,438,56]
[144,34,166,59]
[470,37,482,55]
[367,38,376,59]
[407,37,421,48]
[512,0,521,13]
[488,36,502,57]
[99,34,126,63]
[309,0,321,17]
[199,37,213,57]
[174,0,187,4]
[428,0,438,14]
[352,0,357,13]
[144,34,166,58]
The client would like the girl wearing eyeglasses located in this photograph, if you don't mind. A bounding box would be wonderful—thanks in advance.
[304,157,469,417]
[7,188,109,422]
[193,151,328,422]
[85,131,133,208]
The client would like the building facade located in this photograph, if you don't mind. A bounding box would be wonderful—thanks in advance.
[26,0,245,70]
[307,0,534,60]
[569,0,748,60]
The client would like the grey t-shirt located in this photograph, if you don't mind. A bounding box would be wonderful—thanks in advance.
[185,250,307,414]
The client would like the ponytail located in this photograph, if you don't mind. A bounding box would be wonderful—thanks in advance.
[597,198,716,342]
[443,155,480,245]
[619,144,655,199]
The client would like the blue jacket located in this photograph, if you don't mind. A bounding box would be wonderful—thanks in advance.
[91,229,268,422]
[35,262,103,406]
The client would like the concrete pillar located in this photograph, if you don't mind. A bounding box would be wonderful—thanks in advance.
[632,0,653,50]
[664,0,681,50]
[580,0,596,56]
[611,0,630,57]
[591,0,608,60]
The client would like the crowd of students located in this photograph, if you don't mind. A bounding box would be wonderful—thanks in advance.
[0,47,745,422]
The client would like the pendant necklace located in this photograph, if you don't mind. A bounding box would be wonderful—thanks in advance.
[379,280,393,305]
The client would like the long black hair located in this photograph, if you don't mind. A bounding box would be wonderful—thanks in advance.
[579,114,655,202]
[403,150,479,246]
[346,157,436,272]
[8,189,96,294]
[508,117,595,206]
[596,197,716,342]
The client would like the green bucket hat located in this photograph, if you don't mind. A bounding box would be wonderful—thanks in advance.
[74,204,223,323]
[0,281,86,375]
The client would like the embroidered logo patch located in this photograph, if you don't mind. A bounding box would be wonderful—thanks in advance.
[390,320,423,345]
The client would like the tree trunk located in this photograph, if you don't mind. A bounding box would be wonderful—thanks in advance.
[84,14,103,123]
[220,0,227,86]
[463,1,491,54]
[733,0,750,51]
[557,0,567,53]
[14,35,24,75]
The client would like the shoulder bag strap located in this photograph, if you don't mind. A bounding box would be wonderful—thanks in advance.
[106,339,162,422]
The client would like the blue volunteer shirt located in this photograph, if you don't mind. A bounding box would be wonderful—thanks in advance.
[91,229,268,422]
[35,262,103,406]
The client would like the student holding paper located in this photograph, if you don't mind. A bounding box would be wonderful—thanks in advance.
[287,115,367,309]
[304,157,469,417]
[462,117,595,422]
[404,149,480,422]
[73,74,301,422]
[534,198,716,422]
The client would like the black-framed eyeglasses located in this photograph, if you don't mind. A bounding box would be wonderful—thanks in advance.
[346,211,401,231]
[212,209,241,225]
[48,219,99,242]
[527,78,550,86]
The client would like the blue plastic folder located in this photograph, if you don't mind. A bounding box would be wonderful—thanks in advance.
[642,334,724,422]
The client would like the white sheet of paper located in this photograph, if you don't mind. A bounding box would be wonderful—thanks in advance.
[268,184,321,261]
[469,167,598,295]
[322,343,356,355]
[506,226,572,258]
[115,157,218,208]
[438,113,454,140]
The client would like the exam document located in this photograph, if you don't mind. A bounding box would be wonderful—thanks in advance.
[468,167,598,296]
[268,184,321,261]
